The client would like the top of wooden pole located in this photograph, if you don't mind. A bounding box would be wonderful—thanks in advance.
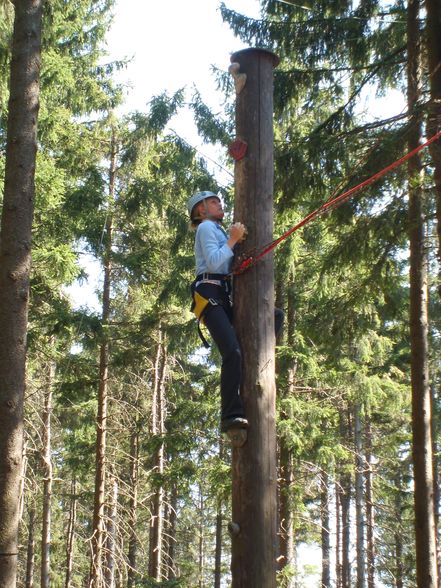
[230,47,280,68]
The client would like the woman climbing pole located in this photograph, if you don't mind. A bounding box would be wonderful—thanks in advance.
[188,190,283,434]
[189,190,248,433]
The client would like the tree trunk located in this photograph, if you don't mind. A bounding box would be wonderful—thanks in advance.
[0,2,42,585]
[365,414,375,588]
[41,357,55,588]
[394,472,404,588]
[165,484,178,580]
[214,440,225,588]
[321,472,331,588]
[341,474,351,588]
[335,480,341,588]
[424,0,441,287]
[19,439,29,526]
[89,131,116,588]
[230,47,280,588]
[279,439,295,580]
[127,431,139,588]
[339,411,351,588]
[148,332,167,581]
[25,507,36,588]
[198,488,205,588]
[408,2,438,586]
[65,479,77,588]
[278,279,295,584]
[354,403,365,588]
[214,507,223,588]
[104,473,118,588]
[431,386,441,581]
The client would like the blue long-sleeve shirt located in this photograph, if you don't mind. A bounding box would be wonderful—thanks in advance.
[194,220,233,276]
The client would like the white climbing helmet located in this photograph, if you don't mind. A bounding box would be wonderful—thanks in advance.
[187,190,218,217]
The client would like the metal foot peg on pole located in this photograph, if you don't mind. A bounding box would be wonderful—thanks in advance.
[226,428,247,447]
[228,522,241,537]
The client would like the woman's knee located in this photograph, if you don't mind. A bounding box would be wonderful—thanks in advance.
[223,345,242,368]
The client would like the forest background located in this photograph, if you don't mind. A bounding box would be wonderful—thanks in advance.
[0,0,440,587]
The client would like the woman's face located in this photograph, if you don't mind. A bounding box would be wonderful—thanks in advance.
[198,196,224,221]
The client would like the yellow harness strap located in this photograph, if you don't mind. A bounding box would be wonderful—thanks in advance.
[192,291,210,322]
[191,290,220,348]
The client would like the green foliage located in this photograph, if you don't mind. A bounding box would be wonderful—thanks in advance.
[190,89,232,145]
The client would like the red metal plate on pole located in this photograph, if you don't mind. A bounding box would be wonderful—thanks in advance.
[228,138,248,161]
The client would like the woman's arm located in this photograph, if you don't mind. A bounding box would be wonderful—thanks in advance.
[198,221,247,273]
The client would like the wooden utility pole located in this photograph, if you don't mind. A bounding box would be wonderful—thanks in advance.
[230,47,279,588]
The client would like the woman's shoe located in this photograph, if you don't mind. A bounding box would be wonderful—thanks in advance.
[221,416,249,433]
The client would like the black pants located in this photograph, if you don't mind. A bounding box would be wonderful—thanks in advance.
[196,282,284,422]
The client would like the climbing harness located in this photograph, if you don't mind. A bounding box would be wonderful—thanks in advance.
[190,273,232,348]
[191,290,217,348]
[233,128,441,275]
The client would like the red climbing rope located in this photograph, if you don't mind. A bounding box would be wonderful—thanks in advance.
[233,128,441,275]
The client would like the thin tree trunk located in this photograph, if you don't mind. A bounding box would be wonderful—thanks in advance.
[148,339,162,578]
[165,484,178,580]
[214,506,223,588]
[25,508,36,588]
[90,300,110,588]
[354,403,365,588]
[394,472,404,588]
[20,439,29,525]
[214,439,225,588]
[148,331,167,581]
[41,357,55,588]
[198,488,204,588]
[104,472,118,588]
[127,431,139,588]
[341,476,351,588]
[431,385,441,583]
[89,130,116,588]
[339,411,351,588]
[340,474,351,588]
[335,480,342,588]
[279,439,295,578]
[321,472,331,588]
[365,414,375,588]
[408,2,438,585]
[65,479,77,588]
[278,279,295,584]
[0,2,42,585]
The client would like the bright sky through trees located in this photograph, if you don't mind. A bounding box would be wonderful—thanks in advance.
[105,0,261,149]
[106,0,260,101]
